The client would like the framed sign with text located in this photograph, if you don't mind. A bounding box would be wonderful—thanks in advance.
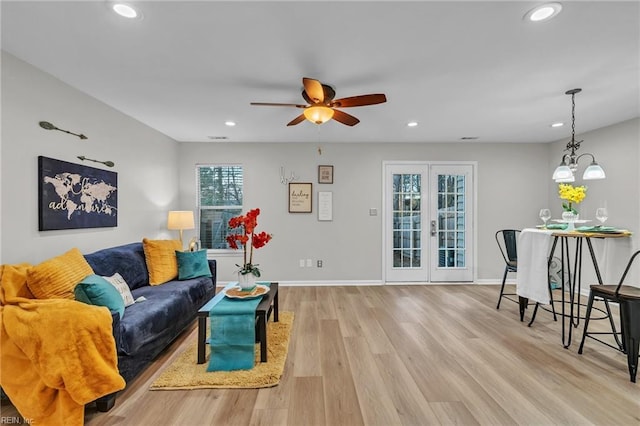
[38,156,118,231]
[288,182,312,213]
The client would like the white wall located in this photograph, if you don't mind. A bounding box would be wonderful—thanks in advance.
[0,52,180,264]
[178,120,638,285]
[177,141,550,283]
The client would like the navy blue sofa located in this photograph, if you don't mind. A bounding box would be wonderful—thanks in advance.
[83,242,216,410]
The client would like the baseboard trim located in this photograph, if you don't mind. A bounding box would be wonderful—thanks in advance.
[475,279,516,285]
[220,280,385,287]
[220,280,505,286]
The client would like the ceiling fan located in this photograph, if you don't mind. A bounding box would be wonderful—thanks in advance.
[250,77,387,126]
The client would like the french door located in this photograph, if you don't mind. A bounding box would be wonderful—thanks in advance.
[384,162,474,283]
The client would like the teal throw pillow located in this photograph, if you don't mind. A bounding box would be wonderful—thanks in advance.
[75,274,125,319]
[176,250,212,280]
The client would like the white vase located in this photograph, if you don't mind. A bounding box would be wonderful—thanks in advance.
[237,272,257,291]
[562,211,576,231]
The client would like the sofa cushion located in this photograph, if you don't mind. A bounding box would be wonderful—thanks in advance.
[176,250,212,280]
[103,273,135,307]
[142,239,182,285]
[84,243,149,290]
[75,274,125,319]
[116,276,214,356]
[27,248,94,299]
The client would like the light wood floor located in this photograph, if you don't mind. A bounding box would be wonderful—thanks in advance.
[4,285,640,425]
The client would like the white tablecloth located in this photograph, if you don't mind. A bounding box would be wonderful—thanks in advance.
[516,228,633,304]
[516,228,554,304]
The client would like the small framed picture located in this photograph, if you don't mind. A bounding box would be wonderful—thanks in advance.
[318,165,334,184]
[288,182,312,213]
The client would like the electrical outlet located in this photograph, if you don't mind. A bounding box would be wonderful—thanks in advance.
[306,259,312,267]
[299,259,305,268]
[317,260,323,268]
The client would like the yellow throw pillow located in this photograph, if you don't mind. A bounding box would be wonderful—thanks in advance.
[142,238,182,285]
[26,248,94,299]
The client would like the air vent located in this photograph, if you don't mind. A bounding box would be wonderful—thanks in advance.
[207,136,229,140]
[461,136,479,140]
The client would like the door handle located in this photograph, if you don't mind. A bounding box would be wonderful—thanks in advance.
[431,220,437,236]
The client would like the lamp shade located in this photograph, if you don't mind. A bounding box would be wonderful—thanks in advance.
[552,164,573,181]
[167,211,195,230]
[582,162,606,180]
[303,106,334,124]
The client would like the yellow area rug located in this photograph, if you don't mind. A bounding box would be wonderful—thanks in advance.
[150,311,293,390]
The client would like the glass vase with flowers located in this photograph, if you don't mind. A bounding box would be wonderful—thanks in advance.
[558,184,587,230]
[225,208,273,290]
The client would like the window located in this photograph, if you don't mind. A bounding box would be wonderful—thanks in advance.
[197,165,243,250]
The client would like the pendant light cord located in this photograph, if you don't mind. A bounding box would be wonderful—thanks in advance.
[571,91,576,145]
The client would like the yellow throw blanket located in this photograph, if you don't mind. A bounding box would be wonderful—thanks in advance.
[0,264,126,425]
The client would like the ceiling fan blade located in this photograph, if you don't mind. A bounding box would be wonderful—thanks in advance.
[287,114,306,126]
[330,94,387,108]
[251,102,307,108]
[332,110,360,126]
[303,77,325,104]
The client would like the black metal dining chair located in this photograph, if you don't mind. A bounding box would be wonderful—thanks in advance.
[578,249,640,382]
[495,229,520,310]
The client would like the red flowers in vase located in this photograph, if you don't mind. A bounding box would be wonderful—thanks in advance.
[225,208,272,277]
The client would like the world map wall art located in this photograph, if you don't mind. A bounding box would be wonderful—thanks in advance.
[38,156,118,231]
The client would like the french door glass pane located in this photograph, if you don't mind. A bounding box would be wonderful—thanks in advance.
[437,174,466,268]
[392,173,421,268]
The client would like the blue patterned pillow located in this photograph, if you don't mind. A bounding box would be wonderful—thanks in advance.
[74,274,125,319]
[175,250,212,280]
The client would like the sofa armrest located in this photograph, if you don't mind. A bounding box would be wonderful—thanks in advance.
[207,259,217,292]
[94,310,121,411]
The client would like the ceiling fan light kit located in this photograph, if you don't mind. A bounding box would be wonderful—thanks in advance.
[303,106,334,125]
[251,77,386,127]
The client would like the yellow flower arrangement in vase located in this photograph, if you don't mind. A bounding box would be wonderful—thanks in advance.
[558,184,587,230]
[558,183,587,215]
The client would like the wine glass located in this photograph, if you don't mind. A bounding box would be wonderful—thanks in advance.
[539,208,551,228]
[595,207,608,226]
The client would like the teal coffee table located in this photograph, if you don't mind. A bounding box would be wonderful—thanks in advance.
[197,282,279,364]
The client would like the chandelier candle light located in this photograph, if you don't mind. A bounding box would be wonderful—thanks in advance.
[226,208,273,290]
[552,88,606,183]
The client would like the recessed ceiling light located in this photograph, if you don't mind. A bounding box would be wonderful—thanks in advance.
[551,122,564,128]
[112,3,140,19]
[224,121,236,127]
[524,3,562,22]
[407,121,418,127]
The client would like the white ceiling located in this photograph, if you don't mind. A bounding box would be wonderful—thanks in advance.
[2,1,639,144]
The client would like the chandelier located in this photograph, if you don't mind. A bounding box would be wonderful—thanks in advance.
[552,88,605,182]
